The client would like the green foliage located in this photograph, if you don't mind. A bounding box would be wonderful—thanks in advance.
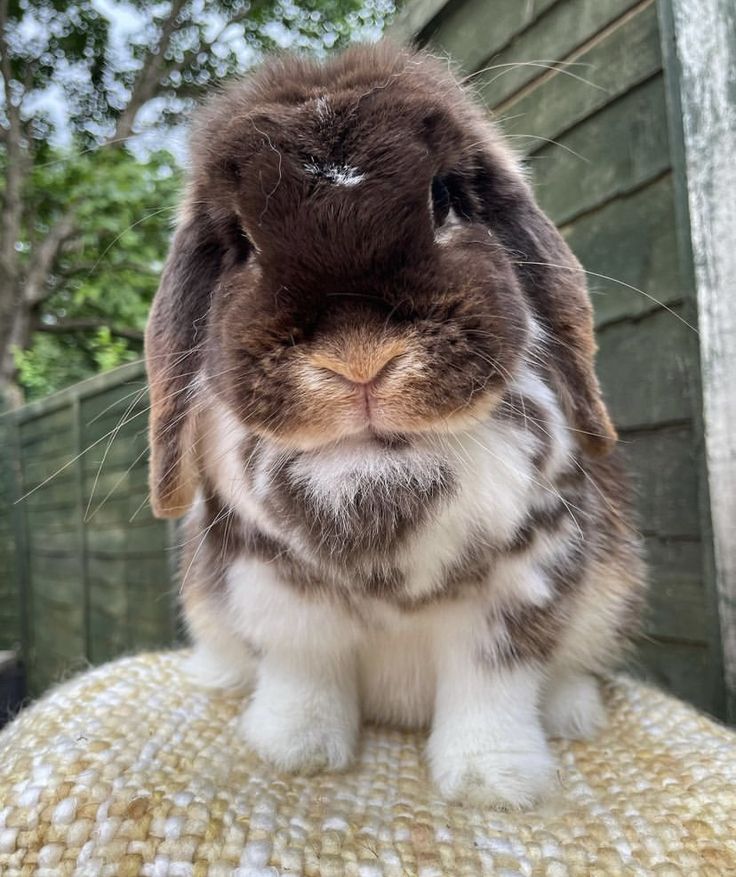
[15,148,181,400]
[14,330,133,399]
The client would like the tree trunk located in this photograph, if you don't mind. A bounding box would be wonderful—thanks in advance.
[0,299,31,407]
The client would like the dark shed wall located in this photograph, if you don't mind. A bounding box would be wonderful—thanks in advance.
[393,0,724,714]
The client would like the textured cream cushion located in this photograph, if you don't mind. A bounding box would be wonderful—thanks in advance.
[1,652,735,876]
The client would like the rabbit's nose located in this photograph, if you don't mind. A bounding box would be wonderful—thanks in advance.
[310,345,406,386]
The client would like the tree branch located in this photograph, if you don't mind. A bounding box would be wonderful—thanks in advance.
[32,318,144,343]
[55,260,159,279]
[0,0,29,366]
[111,0,189,145]
[23,210,77,307]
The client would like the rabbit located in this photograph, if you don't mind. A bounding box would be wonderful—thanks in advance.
[145,40,645,809]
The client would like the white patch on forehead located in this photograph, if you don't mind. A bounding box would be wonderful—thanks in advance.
[304,160,365,187]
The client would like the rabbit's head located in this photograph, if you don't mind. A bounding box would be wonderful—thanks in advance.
[145,41,615,517]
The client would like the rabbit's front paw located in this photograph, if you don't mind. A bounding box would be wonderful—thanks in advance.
[542,671,606,741]
[239,687,357,775]
[428,722,557,809]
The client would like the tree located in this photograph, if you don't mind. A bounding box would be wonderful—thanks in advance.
[0,0,396,403]
[12,147,180,399]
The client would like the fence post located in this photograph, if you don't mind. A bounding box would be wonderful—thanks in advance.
[72,395,91,663]
[8,415,32,682]
[659,0,736,722]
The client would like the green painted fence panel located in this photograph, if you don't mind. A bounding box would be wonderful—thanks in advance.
[0,363,178,695]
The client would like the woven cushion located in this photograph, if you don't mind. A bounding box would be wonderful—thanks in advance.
[1,653,735,876]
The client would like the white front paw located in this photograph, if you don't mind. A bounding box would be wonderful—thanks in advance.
[428,724,557,809]
[543,672,606,741]
[183,644,255,691]
[240,690,357,775]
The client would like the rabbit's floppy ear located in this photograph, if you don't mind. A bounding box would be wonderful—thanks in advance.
[145,208,224,518]
[473,154,617,456]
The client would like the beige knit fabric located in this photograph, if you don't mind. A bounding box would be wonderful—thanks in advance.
[1,653,735,876]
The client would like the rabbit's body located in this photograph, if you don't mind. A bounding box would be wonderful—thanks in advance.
[146,42,645,807]
[181,366,641,804]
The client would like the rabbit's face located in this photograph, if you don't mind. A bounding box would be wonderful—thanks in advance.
[210,249,530,449]
[200,79,532,448]
[145,43,616,517]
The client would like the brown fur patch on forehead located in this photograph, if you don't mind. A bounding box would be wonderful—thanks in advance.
[193,41,471,169]
[186,42,489,271]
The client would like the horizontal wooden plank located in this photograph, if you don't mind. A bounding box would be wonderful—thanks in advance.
[126,611,174,641]
[82,439,150,477]
[470,0,644,107]
[24,507,83,533]
[17,408,74,444]
[387,0,451,44]
[620,425,701,539]
[17,430,74,464]
[428,0,559,75]
[644,537,707,643]
[87,554,126,586]
[632,639,722,716]
[596,305,697,430]
[129,627,176,650]
[32,599,84,641]
[88,618,128,664]
[13,360,146,425]
[645,534,703,580]
[126,555,173,586]
[79,381,148,423]
[532,75,670,226]
[29,553,82,580]
[563,174,684,327]
[27,531,81,553]
[646,576,708,644]
[89,584,127,618]
[84,510,165,538]
[32,581,84,609]
[82,484,150,521]
[20,460,76,492]
[124,527,169,554]
[83,456,148,503]
[19,496,79,514]
[499,1,661,154]
[80,410,150,448]
[84,529,167,555]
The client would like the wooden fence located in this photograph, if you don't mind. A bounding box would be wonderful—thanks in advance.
[0,363,178,695]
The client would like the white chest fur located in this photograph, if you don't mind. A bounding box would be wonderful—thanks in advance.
[196,371,575,728]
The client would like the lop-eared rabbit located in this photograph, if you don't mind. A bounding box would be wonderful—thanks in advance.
[146,41,644,808]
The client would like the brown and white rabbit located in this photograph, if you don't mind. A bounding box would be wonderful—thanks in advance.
[145,41,645,808]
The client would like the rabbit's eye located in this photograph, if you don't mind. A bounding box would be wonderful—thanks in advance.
[431,173,474,229]
[431,176,451,226]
